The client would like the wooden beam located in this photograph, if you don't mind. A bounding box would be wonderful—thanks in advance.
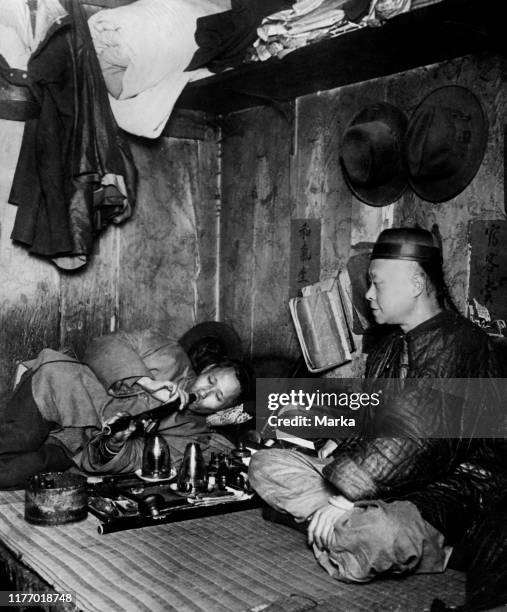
[161,109,216,141]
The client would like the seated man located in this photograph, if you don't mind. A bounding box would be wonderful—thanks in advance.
[249,227,507,591]
[0,325,252,488]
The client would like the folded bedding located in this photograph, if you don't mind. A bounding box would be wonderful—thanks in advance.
[88,0,230,138]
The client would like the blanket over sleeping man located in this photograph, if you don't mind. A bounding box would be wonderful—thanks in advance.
[0,329,252,488]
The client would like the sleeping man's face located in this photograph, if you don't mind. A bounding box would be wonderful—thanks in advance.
[188,365,240,415]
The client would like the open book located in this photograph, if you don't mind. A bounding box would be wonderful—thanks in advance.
[289,273,354,373]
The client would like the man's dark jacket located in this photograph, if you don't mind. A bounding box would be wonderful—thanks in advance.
[322,310,507,544]
[8,1,136,264]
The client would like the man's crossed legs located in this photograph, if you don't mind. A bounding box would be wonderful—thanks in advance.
[249,448,451,582]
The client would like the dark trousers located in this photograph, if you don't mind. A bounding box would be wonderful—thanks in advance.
[0,374,72,489]
[455,506,507,611]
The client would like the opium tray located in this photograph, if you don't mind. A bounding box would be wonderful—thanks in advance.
[87,475,260,534]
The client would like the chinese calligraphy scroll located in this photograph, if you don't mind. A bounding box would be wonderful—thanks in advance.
[469,220,507,322]
[289,219,321,298]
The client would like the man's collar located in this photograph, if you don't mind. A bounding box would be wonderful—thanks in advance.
[404,310,454,339]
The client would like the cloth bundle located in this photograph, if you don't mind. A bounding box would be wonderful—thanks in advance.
[88,0,230,138]
[253,0,356,61]
[250,0,412,62]
[188,0,292,73]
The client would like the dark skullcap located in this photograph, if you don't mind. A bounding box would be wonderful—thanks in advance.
[371,228,441,263]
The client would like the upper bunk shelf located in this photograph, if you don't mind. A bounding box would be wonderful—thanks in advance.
[174,0,503,115]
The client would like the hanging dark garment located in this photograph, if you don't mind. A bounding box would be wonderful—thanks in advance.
[186,0,293,73]
[8,1,137,270]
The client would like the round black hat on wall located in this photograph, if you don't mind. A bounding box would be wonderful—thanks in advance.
[405,86,488,203]
[340,102,408,207]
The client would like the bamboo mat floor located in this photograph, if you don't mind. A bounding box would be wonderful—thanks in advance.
[0,490,465,612]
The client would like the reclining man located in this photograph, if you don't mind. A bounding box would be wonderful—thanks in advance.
[249,228,507,604]
[0,325,252,488]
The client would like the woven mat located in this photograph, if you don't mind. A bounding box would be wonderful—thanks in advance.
[0,491,464,612]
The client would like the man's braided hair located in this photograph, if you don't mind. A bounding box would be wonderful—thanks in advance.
[419,224,460,313]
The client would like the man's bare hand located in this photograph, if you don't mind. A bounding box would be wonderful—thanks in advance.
[171,385,190,410]
[308,497,352,551]
[136,377,189,408]
[317,439,338,459]
[103,411,137,452]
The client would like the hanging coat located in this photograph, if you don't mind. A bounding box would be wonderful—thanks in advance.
[8,0,137,270]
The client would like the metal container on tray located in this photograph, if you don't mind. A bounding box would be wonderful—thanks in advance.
[25,472,88,526]
[177,442,207,493]
[142,434,171,479]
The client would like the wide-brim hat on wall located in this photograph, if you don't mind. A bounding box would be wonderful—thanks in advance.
[178,321,243,363]
[405,86,488,203]
[340,102,408,207]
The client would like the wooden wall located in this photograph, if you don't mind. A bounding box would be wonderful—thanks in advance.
[0,122,61,399]
[0,122,219,401]
[219,52,506,374]
[0,51,504,399]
